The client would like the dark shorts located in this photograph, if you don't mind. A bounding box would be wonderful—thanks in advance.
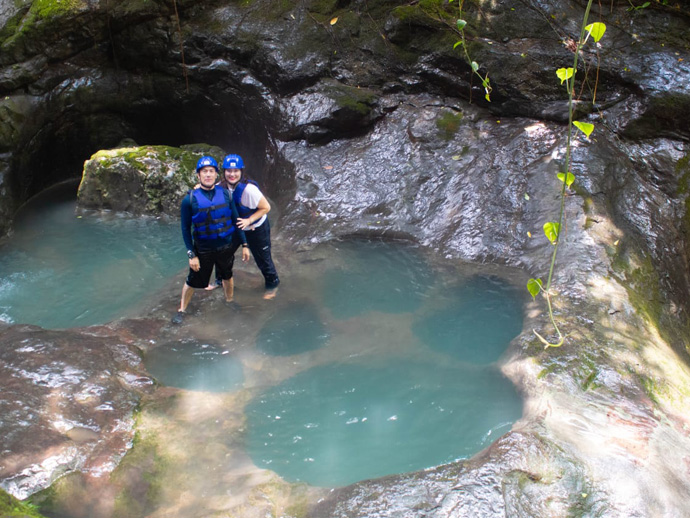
[186,244,235,289]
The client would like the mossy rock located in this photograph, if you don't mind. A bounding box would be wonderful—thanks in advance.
[109,430,170,518]
[2,0,87,45]
[0,488,48,518]
[77,143,226,216]
[324,83,378,118]
[391,0,455,27]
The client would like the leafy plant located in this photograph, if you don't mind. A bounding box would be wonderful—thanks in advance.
[527,4,606,348]
[627,1,651,12]
[449,1,492,102]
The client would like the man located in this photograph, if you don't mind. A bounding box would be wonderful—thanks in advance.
[171,156,250,324]
[221,153,280,300]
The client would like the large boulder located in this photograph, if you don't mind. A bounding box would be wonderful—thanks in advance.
[77,144,226,216]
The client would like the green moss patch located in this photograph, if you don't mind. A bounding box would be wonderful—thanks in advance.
[29,0,87,19]
[436,110,464,140]
[0,488,48,518]
[391,0,456,27]
[110,431,170,518]
[326,84,378,116]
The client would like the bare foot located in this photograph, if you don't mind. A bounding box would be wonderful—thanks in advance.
[263,288,278,300]
[205,280,221,291]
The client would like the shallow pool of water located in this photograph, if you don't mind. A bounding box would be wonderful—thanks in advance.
[246,358,522,487]
[0,181,181,329]
[2,185,527,495]
[144,339,245,392]
[240,241,526,487]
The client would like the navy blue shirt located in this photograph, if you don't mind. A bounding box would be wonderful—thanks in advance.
[180,187,246,253]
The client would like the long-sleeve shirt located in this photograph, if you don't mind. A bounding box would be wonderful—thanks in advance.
[180,187,247,254]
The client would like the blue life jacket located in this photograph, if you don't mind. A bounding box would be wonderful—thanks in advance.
[191,186,235,240]
[233,180,261,220]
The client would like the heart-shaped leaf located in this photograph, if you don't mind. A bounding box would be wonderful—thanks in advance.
[527,278,543,299]
[585,22,606,43]
[457,19,467,30]
[543,221,560,245]
[573,121,594,138]
[556,67,574,84]
[557,171,575,188]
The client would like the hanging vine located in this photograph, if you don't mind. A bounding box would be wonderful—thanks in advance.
[526,0,607,348]
[450,0,492,102]
[172,0,189,94]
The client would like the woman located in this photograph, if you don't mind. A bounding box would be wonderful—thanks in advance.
[220,154,280,299]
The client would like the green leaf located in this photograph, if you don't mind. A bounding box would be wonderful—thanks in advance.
[585,22,606,43]
[471,61,479,72]
[457,19,467,30]
[524,193,530,200]
[453,41,463,49]
[543,222,560,245]
[557,171,575,188]
[556,67,574,85]
[485,93,491,102]
[573,121,594,138]
[527,278,543,299]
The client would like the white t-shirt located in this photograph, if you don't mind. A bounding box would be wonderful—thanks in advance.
[231,183,266,230]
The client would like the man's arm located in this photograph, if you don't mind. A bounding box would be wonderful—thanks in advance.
[180,194,201,271]
[180,194,195,252]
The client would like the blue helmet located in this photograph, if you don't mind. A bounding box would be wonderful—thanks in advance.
[222,154,244,170]
[196,156,218,173]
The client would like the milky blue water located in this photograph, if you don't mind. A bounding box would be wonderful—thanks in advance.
[245,358,522,487]
[256,301,330,356]
[144,339,245,392]
[2,186,526,489]
[413,274,524,364]
[244,241,527,487]
[0,181,181,329]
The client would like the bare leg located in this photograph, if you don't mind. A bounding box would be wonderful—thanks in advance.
[222,278,234,302]
[179,283,195,312]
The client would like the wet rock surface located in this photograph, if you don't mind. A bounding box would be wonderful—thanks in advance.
[1,0,690,516]
[0,322,155,499]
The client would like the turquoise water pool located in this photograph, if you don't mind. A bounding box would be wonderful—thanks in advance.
[1,186,526,490]
[0,181,181,329]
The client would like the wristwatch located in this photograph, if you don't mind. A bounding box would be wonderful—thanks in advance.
[242,244,248,248]
[187,250,196,259]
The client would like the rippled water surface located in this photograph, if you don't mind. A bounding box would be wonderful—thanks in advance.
[246,359,521,486]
